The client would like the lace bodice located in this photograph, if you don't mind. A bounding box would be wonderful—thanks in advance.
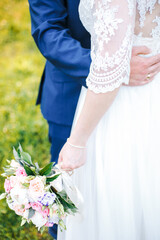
[79,0,160,93]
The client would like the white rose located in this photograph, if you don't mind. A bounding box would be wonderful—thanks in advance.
[19,176,27,185]
[10,187,28,205]
[31,211,47,229]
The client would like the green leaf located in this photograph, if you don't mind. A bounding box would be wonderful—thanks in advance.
[40,226,45,234]
[18,143,23,153]
[13,147,20,161]
[57,190,78,214]
[39,162,53,176]
[23,165,35,176]
[49,207,53,217]
[30,166,37,174]
[42,205,46,211]
[46,173,61,183]
[21,151,33,165]
[6,159,11,164]
[21,218,27,226]
[28,208,35,219]
[34,162,40,174]
[1,173,7,177]
[22,183,30,188]
[0,193,7,200]
[59,219,66,231]
[17,144,23,157]
[3,168,16,176]
[58,203,65,215]
[35,162,39,170]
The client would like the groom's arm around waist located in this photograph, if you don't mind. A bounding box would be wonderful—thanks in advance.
[28,0,91,87]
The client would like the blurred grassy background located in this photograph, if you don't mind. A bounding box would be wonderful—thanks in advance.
[0,0,53,239]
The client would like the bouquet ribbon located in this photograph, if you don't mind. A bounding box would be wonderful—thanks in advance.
[53,165,84,212]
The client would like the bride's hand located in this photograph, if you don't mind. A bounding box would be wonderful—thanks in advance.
[58,141,86,171]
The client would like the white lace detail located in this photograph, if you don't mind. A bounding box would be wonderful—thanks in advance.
[87,26,133,93]
[151,16,160,38]
[79,0,160,93]
[79,0,134,93]
[127,0,135,16]
[137,0,160,27]
[93,4,123,46]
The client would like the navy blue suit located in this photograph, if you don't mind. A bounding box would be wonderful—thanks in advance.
[28,0,91,239]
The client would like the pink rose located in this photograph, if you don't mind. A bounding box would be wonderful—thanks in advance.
[4,179,12,193]
[14,204,25,216]
[45,222,53,227]
[16,167,27,177]
[41,207,50,218]
[10,176,20,188]
[31,202,42,212]
[29,177,44,201]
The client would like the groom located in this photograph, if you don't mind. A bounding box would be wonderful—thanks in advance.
[28,0,160,239]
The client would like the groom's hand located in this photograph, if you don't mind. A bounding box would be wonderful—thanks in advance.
[127,46,160,86]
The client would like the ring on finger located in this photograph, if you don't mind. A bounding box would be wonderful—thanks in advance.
[147,73,151,80]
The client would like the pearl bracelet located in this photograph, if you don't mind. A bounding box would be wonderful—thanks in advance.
[67,138,86,149]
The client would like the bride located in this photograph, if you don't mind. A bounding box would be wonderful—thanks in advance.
[58,1,160,239]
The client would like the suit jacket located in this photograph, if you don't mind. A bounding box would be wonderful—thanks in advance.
[28,0,91,126]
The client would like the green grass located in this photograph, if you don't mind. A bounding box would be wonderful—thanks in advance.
[0,0,53,239]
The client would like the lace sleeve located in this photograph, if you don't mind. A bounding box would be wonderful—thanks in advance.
[86,0,136,93]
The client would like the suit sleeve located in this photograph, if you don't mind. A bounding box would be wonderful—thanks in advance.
[28,0,91,86]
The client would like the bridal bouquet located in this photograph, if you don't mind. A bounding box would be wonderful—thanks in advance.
[0,145,83,233]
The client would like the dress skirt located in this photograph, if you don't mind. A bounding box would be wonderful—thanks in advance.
[58,36,160,240]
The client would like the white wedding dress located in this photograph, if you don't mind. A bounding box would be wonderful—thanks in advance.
[58,1,160,240]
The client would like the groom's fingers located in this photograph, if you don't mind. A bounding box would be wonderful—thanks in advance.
[132,46,160,67]
[147,53,160,66]
[132,46,160,69]
[129,46,160,86]
[132,46,151,56]
[148,62,160,74]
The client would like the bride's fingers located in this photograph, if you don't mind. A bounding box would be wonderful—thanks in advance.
[58,153,63,166]
[58,160,71,171]
[60,162,74,171]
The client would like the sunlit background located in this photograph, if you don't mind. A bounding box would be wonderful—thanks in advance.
[0,0,53,239]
